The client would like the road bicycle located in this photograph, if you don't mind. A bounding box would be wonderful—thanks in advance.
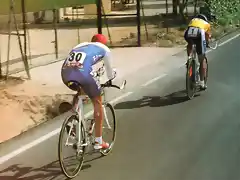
[186,38,218,99]
[58,65,126,178]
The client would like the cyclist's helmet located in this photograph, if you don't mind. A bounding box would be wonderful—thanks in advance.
[91,34,107,45]
[196,14,208,22]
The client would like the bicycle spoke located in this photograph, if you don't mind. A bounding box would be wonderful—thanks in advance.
[58,115,86,179]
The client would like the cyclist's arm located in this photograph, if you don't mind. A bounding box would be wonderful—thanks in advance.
[102,51,115,80]
[205,24,212,41]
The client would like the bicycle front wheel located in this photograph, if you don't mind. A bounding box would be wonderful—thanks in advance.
[186,59,196,99]
[58,114,86,179]
[101,103,116,156]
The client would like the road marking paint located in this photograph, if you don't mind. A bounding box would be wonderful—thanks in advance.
[1,33,239,165]
[109,92,133,104]
[0,128,60,164]
[219,34,240,46]
[141,74,167,87]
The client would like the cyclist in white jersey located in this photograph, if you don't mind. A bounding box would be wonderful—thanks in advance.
[61,34,115,149]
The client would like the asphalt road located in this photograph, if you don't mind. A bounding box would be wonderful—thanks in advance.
[0,36,239,180]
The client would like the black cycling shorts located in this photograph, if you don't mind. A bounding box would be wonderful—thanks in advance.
[184,26,207,55]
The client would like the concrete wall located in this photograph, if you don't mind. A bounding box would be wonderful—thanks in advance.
[0,0,111,25]
[0,10,55,25]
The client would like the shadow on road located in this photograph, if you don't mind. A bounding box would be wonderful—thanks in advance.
[0,152,104,180]
[0,161,67,180]
[115,90,199,109]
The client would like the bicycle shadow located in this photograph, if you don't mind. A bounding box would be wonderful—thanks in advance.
[115,90,199,109]
[0,152,103,180]
[0,161,67,180]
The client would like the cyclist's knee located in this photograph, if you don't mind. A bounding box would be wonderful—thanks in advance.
[198,54,205,62]
[92,96,102,117]
[187,43,192,49]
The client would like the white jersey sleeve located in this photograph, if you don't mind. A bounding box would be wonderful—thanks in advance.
[92,42,114,80]
[103,51,115,80]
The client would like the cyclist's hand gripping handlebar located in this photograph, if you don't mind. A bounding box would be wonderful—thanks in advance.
[101,79,127,90]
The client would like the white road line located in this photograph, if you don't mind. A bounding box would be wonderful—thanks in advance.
[0,128,60,164]
[219,34,240,46]
[1,32,240,165]
[141,74,167,87]
[0,91,133,165]
[109,92,133,104]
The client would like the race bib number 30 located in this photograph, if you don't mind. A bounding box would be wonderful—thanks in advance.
[64,51,86,68]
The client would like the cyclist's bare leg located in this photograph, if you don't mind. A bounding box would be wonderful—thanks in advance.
[91,96,103,137]
[187,43,192,57]
[198,54,207,88]
[91,96,109,149]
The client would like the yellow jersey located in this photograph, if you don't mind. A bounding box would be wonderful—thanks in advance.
[188,18,211,34]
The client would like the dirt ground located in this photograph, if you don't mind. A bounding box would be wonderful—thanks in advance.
[0,76,75,142]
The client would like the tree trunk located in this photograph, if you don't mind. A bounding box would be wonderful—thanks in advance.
[172,0,178,15]
[179,0,188,22]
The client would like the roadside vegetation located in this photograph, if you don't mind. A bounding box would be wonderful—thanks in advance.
[120,0,240,47]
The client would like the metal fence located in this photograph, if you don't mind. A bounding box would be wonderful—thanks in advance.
[0,0,205,79]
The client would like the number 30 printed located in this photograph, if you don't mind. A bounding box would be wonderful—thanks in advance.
[64,51,86,68]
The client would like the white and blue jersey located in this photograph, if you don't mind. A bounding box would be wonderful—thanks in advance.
[61,42,114,97]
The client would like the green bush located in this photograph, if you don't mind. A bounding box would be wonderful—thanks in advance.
[206,0,240,26]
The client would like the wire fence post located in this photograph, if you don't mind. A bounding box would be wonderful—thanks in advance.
[53,9,59,59]
[136,0,141,46]
[21,0,31,79]
[97,0,103,34]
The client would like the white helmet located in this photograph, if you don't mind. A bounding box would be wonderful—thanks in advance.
[196,14,208,22]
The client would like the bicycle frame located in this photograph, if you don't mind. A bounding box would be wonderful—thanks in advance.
[66,74,113,149]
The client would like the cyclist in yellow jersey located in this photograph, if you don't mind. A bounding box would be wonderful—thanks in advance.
[184,14,211,90]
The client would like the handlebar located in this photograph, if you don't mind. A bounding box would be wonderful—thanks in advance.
[92,65,126,90]
[101,79,127,90]
[207,38,218,50]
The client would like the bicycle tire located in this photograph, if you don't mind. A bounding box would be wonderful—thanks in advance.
[100,103,117,156]
[58,114,86,179]
[186,58,196,99]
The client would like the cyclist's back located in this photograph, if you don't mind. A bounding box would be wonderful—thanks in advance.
[66,42,111,75]
[188,17,210,34]
[184,14,211,56]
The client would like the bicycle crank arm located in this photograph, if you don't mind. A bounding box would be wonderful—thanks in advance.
[80,143,88,147]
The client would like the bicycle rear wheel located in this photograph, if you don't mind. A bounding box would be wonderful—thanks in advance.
[58,114,86,179]
[100,103,116,156]
[186,58,196,99]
